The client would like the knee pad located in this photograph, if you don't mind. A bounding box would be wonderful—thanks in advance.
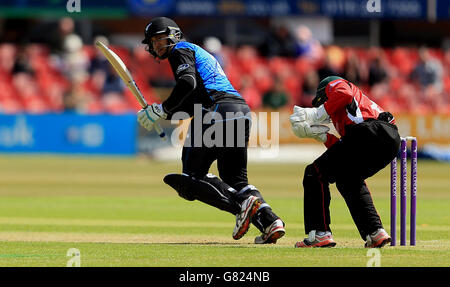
[163,173,196,201]
[201,173,238,195]
[163,173,241,215]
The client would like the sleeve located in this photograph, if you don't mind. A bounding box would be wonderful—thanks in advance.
[323,80,354,115]
[162,48,197,116]
[324,133,340,149]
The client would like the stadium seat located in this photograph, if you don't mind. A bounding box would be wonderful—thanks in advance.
[23,95,50,114]
[225,65,242,91]
[268,57,291,77]
[2,42,448,116]
[240,86,261,109]
[294,58,312,76]
[390,48,416,76]
[0,97,23,114]
[444,76,450,95]
[86,98,104,114]
[252,67,274,94]
[283,75,302,104]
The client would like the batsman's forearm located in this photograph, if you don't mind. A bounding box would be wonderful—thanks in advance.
[162,74,196,116]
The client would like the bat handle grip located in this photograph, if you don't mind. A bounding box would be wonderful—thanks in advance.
[142,104,166,141]
[154,122,167,141]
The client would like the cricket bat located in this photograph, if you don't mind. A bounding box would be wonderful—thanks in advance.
[95,41,166,141]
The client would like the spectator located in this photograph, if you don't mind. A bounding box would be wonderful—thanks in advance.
[62,33,90,83]
[89,36,111,75]
[410,47,443,93]
[368,51,388,87]
[259,25,297,58]
[343,52,362,86]
[262,76,288,109]
[49,17,76,56]
[88,35,115,95]
[317,53,340,81]
[0,43,16,75]
[203,36,226,69]
[294,25,324,64]
[12,45,34,76]
[300,70,320,107]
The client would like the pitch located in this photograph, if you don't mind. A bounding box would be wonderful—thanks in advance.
[0,155,448,267]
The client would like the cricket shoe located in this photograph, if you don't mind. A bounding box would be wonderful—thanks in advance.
[254,219,285,244]
[365,228,391,248]
[294,230,336,248]
[233,196,261,240]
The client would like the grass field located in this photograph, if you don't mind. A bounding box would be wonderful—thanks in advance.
[0,155,448,267]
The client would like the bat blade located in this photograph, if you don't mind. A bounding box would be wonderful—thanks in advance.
[95,41,147,108]
[95,41,166,140]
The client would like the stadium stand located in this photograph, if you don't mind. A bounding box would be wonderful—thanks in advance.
[0,42,448,115]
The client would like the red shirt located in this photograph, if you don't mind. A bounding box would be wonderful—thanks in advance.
[323,79,389,148]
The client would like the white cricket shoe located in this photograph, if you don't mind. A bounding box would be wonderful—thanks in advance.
[254,219,285,244]
[232,196,261,240]
[294,230,336,248]
[365,228,391,248]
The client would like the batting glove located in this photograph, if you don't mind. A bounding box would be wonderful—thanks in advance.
[137,103,167,131]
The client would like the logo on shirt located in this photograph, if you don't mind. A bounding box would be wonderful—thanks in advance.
[176,64,190,75]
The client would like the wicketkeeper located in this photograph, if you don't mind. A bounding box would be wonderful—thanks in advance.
[290,76,400,248]
[137,17,285,243]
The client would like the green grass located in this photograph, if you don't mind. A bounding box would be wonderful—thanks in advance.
[0,155,449,267]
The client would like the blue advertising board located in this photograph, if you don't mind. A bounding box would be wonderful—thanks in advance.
[128,0,429,19]
[0,0,440,19]
[0,114,137,155]
[128,0,175,15]
[436,0,450,20]
[0,0,128,18]
[319,0,427,19]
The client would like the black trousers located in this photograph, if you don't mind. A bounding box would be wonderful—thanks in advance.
[182,102,251,193]
[181,102,279,230]
[302,119,401,239]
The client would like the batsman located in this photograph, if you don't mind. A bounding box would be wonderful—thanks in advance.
[290,76,400,248]
[137,17,285,243]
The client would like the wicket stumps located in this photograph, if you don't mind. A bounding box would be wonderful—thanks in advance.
[390,136,417,246]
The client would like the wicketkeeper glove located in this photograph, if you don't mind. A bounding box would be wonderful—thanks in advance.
[289,113,330,143]
[292,105,330,125]
[137,103,167,131]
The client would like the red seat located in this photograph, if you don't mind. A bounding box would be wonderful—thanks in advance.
[0,98,23,114]
[390,48,415,76]
[103,93,132,115]
[268,57,290,77]
[82,45,96,60]
[225,65,242,91]
[0,79,18,100]
[252,67,274,94]
[86,98,104,114]
[241,86,261,110]
[109,46,131,67]
[443,76,450,94]
[294,58,312,76]
[283,75,302,104]
[23,95,50,114]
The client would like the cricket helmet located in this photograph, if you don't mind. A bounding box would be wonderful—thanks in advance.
[142,17,182,59]
[312,75,344,107]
